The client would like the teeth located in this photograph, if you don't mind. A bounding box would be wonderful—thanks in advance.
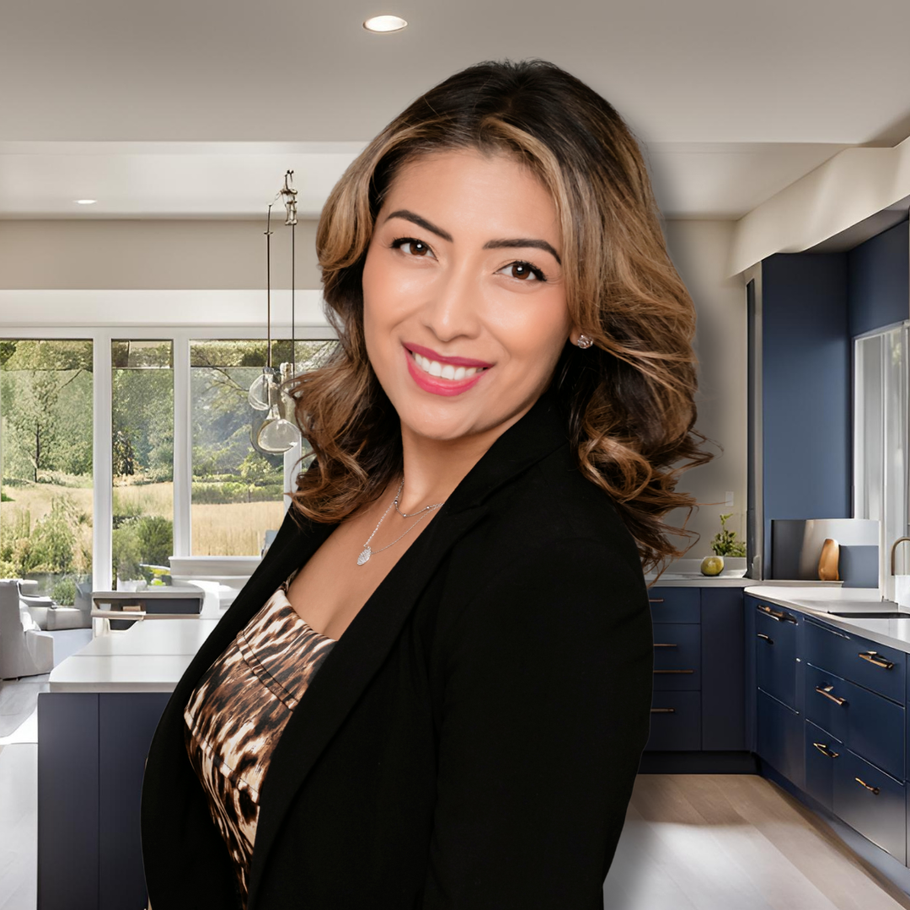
[411,351,483,380]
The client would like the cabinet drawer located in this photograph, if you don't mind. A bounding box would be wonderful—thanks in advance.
[805,618,905,705]
[804,664,905,782]
[757,688,804,789]
[652,623,701,690]
[646,690,701,751]
[755,603,799,710]
[805,719,842,813]
[834,748,906,864]
[648,587,700,624]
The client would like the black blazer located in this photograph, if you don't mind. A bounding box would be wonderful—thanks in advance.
[141,384,655,910]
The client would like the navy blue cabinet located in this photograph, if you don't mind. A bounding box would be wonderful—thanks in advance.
[38,692,171,910]
[834,748,906,865]
[746,601,910,868]
[757,687,804,789]
[754,600,800,710]
[646,586,745,752]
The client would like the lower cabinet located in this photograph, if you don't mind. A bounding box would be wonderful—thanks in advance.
[647,691,701,750]
[645,586,744,752]
[757,688,804,789]
[834,747,907,864]
[804,718,840,812]
[748,600,910,870]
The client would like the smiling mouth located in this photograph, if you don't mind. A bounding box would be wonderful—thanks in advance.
[408,349,489,382]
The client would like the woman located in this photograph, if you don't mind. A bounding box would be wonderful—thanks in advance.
[141,58,712,909]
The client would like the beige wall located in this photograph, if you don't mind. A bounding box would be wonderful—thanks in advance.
[0,220,322,290]
[665,220,748,558]
[0,217,747,559]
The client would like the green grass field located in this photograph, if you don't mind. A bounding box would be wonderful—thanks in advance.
[1,478,284,558]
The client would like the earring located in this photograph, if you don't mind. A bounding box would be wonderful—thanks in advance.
[576,334,593,349]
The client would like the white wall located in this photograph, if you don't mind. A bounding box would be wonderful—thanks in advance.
[0,217,746,559]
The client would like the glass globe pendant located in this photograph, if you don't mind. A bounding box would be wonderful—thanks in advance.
[257,402,300,453]
[251,171,304,455]
[248,366,279,411]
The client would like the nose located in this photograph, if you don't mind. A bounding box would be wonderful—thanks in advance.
[419,257,482,343]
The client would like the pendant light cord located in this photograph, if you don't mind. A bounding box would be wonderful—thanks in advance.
[265,203,274,370]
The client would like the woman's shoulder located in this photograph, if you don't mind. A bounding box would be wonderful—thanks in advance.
[451,442,644,587]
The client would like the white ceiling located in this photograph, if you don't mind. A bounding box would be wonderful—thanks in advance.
[1,0,908,221]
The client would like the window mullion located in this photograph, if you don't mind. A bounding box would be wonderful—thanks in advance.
[173,334,192,557]
[93,332,113,592]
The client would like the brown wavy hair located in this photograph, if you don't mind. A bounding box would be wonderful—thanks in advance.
[286,58,715,574]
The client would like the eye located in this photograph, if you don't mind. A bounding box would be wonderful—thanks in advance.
[499,260,547,282]
[390,236,435,258]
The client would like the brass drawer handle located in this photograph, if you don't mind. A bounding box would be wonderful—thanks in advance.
[757,603,795,623]
[757,632,773,643]
[812,741,840,759]
[855,776,880,795]
[858,651,894,670]
[649,598,665,603]
[650,707,676,713]
[815,683,847,706]
[653,643,678,648]
[654,669,694,674]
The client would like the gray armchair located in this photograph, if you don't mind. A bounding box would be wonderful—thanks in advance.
[0,580,54,679]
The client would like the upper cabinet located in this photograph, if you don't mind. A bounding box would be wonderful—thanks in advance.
[743,218,909,581]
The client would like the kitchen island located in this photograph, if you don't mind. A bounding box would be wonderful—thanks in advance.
[38,618,220,910]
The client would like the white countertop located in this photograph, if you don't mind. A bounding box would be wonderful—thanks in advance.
[48,618,221,692]
[744,585,910,654]
[48,583,910,693]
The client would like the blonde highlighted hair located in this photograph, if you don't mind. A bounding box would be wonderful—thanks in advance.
[287,58,714,574]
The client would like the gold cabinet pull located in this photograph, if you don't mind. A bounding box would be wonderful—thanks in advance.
[653,642,678,648]
[757,632,773,643]
[758,603,785,621]
[815,683,847,706]
[858,651,894,670]
[650,707,676,713]
[649,598,665,603]
[855,776,880,795]
[654,669,694,674]
[812,741,840,758]
[757,603,797,623]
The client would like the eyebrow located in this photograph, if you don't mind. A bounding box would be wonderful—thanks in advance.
[382,208,562,266]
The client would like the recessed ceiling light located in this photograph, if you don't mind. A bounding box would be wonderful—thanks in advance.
[75,199,97,205]
[363,15,408,33]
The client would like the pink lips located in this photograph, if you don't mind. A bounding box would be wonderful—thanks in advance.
[404,342,493,369]
[403,343,491,397]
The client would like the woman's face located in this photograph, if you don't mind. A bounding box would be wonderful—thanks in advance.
[362,148,577,446]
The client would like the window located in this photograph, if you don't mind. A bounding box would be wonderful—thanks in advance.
[0,328,336,591]
[112,340,174,587]
[190,339,335,556]
[0,339,94,602]
[854,322,909,591]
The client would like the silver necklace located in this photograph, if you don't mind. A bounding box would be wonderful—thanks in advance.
[357,478,444,566]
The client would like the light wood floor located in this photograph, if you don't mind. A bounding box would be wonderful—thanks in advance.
[605,773,910,909]
[3,636,910,910]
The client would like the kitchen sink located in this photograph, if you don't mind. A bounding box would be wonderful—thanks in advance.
[828,611,910,618]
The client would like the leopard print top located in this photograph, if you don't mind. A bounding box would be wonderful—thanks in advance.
[183,568,337,908]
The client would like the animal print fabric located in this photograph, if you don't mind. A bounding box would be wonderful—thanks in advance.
[183,569,337,908]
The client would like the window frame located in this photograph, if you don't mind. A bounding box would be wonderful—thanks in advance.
[852,319,910,600]
[1,324,337,591]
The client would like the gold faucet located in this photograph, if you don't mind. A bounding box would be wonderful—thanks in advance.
[890,537,910,575]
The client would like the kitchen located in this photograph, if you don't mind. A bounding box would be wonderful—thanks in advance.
[2,2,910,908]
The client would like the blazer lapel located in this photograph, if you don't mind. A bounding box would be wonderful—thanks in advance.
[245,384,570,909]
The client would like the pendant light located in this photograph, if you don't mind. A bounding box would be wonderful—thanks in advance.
[248,170,303,454]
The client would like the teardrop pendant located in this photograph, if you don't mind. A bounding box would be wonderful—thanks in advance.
[357,546,372,566]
